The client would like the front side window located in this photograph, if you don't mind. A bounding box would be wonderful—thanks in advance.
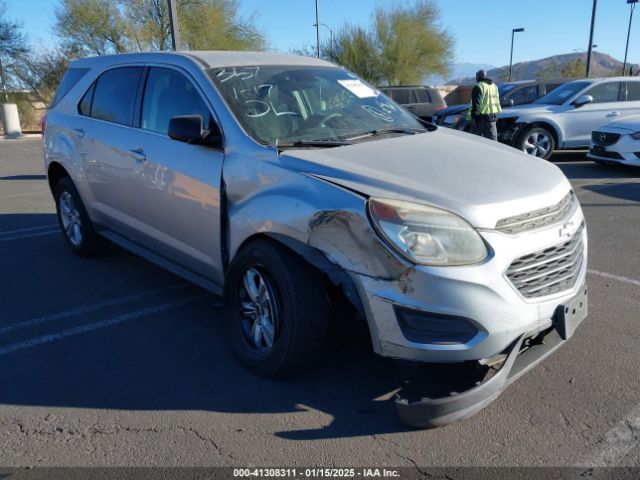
[141,67,213,135]
[535,81,591,105]
[208,65,422,146]
[89,67,143,125]
[584,82,621,104]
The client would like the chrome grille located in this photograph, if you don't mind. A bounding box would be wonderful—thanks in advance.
[506,224,585,299]
[496,192,576,234]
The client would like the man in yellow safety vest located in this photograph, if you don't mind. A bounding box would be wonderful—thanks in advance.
[466,70,502,141]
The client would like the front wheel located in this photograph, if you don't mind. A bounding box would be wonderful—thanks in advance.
[223,239,330,377]
[517,126,555,160]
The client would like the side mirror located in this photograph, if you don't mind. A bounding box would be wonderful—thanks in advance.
[573,95,593,108]
[502,98,515,107]
[168,115,220,146]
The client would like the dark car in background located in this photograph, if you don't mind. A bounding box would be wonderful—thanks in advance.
[433,79,566,131]
[378,85,447,122]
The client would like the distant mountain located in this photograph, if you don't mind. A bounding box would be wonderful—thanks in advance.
[446,52,638,85]
[423,62,494,86]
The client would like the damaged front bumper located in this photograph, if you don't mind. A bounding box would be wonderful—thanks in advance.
[395,284,588,428]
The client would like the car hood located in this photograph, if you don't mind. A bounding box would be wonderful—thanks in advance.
[499,103,559,118]
[280,128,571,229]
[595,114,640,133]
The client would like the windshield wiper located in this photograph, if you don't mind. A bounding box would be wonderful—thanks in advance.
[345,127,426,141]
[276,139,352,149]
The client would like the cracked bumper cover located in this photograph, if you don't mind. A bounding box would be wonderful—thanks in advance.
[395,284,588,428]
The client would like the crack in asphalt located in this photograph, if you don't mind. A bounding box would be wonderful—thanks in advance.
[372,434,432,478]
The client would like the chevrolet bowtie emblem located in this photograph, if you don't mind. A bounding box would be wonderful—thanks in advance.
[559,222,574,239]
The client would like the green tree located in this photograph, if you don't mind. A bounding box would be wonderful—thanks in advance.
[55,0,265,56]
[0,1,29,100]
[374,1,453,85]
[297,1,453,86]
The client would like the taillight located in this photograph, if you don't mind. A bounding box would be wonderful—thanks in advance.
[436,105,447,111]
[40,113,47,134]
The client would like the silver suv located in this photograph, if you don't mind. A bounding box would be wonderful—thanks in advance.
[498,77,640,159]
[44,51,588,427]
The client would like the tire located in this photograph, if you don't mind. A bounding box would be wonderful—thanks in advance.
[223,239,330,377]
[516,126,556,160]
[54,176,108,257]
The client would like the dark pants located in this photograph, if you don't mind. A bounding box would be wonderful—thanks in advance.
[471,116,498,141]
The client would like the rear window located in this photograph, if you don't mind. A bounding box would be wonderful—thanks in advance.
[624,81,640,101]
[50,68,89,107]
[88,67,143,125]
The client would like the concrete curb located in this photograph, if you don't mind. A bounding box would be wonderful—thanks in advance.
[0,133,42,140]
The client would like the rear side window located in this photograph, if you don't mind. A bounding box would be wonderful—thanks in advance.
[413,89,431,103]
[88,67,143,125]
[50,68,89,107]
[391,89,411,104]
[623,81,640,101]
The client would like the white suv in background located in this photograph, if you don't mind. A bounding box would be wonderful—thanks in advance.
[497,77,640,159]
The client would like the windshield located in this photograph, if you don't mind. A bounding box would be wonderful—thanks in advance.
[534,81,591,105]
[208,65,424,146]
[498,83,518,96]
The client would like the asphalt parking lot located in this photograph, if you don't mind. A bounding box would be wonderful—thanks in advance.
[0,137,639,468]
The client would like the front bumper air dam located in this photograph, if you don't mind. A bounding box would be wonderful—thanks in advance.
[395,284,588,428]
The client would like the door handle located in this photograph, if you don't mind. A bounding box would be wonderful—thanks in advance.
[73,128,85,138]
[129,148,146,163]
[606,111,620,117]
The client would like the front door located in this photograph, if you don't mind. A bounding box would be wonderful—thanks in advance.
[563,81,623,147]
[127,66,225,283]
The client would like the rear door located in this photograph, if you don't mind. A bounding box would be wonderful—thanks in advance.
[74,66,145,235]
[126,65,225,283]
[563,81,623,147]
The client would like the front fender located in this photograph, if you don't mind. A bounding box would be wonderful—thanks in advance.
[224,153,409,281]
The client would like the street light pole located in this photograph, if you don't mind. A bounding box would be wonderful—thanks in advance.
[315,0,320,58]
[509,28,524,83]
[623,0,639,76]
[313,22,334,60]
[586,0,598,78]
[167,0,181,51]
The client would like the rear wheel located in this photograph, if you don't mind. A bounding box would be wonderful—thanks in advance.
[54,177,108,256]
[517,126,555,160]
[223,239,330,377]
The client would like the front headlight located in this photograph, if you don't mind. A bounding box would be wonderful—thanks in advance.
[368,198,488,266]
[631,132,640,140]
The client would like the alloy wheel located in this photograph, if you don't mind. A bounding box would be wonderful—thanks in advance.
[59,190,83,247]
[239,267,279,352]
[522,130,552,158]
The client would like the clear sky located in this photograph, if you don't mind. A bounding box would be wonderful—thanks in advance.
[5,0,638,67]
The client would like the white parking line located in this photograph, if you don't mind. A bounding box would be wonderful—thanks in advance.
[0,224,59,236]
[0,294,210,356]
[577,403,640,466]
[0,284,188,334]
[588,269,640,288]
[0,229,60,242]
